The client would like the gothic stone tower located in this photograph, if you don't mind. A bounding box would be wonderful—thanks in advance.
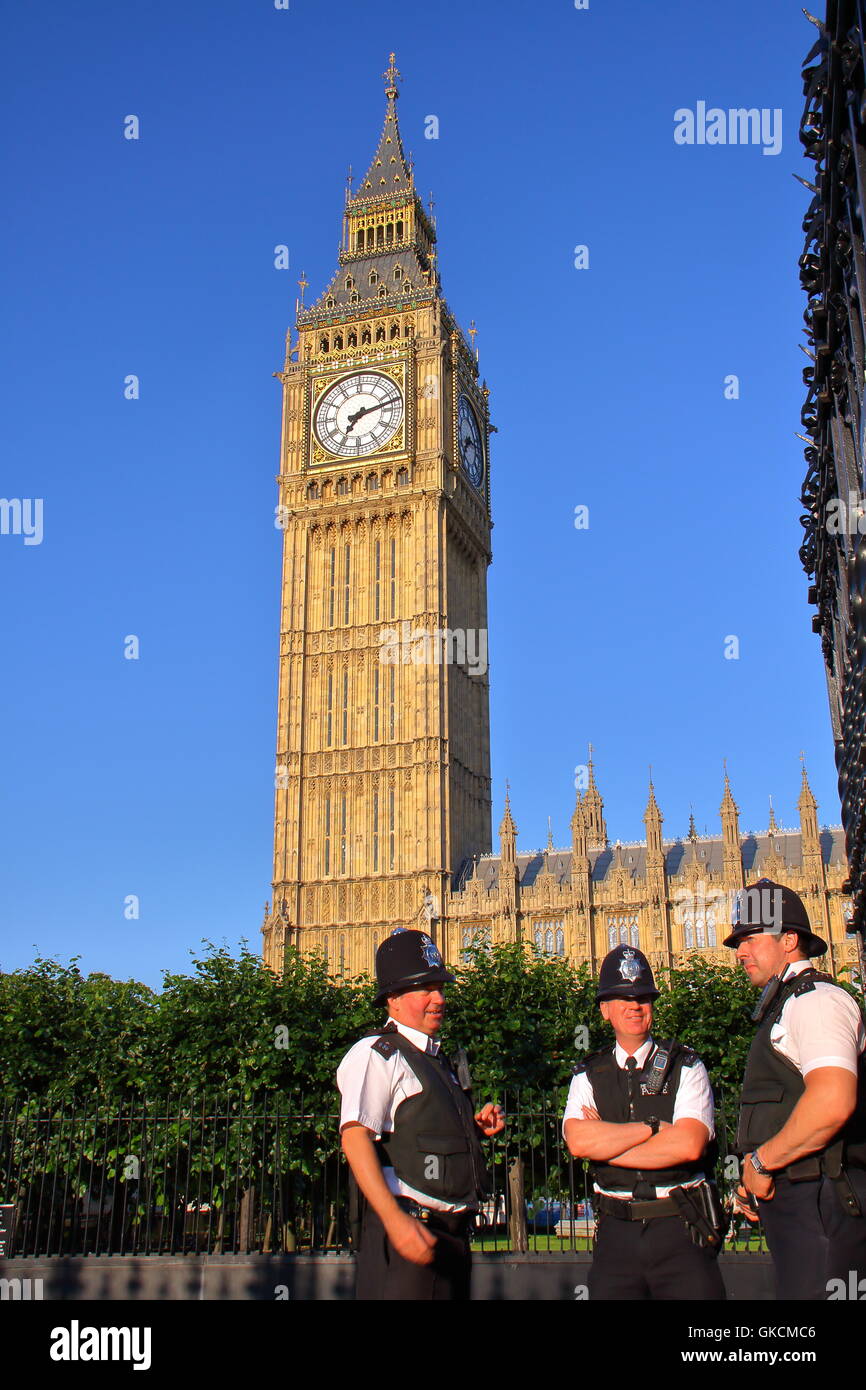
[262,57,493,976]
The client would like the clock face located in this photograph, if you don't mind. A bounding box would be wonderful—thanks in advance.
[314,372,404,457]
[458,395,484,487]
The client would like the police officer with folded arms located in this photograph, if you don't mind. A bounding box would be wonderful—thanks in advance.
[563,944,726,1300]
[338,928,504,1300]
[725,878,866,1300]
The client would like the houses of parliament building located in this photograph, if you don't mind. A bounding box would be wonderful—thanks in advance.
[260,57,858,985]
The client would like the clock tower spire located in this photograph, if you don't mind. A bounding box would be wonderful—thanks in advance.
[263,57,493,976]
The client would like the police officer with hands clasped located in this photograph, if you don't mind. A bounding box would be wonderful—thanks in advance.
[563,943,726,1300]
[726,878,866,1300]
[337,928,504,1300]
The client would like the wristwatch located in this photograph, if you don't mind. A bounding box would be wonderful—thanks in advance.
[644,1116,661,1135]
[749,1149,772,1176]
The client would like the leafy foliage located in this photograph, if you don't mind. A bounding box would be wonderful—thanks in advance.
[3,941,843,1111]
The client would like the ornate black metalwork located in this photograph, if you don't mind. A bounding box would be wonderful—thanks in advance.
[799,2,866,951]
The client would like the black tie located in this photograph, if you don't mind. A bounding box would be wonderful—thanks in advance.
[625,1056,639,1118]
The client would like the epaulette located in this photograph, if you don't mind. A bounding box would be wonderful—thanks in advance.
[573,1044,613,1076]
[657,1039,698,1067]
[369,1024,401,1059]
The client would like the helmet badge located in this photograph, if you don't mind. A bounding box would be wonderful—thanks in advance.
[618,948,642,984]
[420,934,442,968]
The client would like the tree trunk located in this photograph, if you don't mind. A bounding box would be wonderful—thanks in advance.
[238,1185,256,1253]
[508,1158,528,1253]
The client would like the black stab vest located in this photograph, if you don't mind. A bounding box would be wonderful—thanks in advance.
[736,968,866,1175]
[579,1040,709,1193]
[371,1025,491,1206]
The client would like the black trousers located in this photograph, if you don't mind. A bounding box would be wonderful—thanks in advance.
[355,1206,472,1301]
[757,1168,866,1300]
[588,1211,727,1300]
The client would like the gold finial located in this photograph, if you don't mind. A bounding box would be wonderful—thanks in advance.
[546,817,554,852]
[469,319,478,360]
[298,270,308,309]
[384,52,402,99]
[345,164,353,201]
[428,191,436,219]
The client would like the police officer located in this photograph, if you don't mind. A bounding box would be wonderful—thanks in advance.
[563,944,726,1300]
[725,878,866,1300]
[337,928,504,1300]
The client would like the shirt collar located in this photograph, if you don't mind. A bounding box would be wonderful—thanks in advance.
[614,1036,655,1070]
[779,959,813,981]
[387,1018,440,1054]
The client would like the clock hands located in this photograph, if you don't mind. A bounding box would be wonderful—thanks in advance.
[343,394,401,439]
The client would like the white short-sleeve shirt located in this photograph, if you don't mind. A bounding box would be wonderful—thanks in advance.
[561,1036,715,1197]
[767,959,866,1076]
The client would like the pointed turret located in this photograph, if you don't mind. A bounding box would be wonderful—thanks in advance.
[798,756,820,845]
[497,783,519,920]
[798,755,824,887]
[643,771,664,861]
[570,792,588,860]
[498,783,517,867]
[720,763,743,887]
[768,796,778,837]
[300,53,439,323]
[583,745,608,848]
[351,54,413,201]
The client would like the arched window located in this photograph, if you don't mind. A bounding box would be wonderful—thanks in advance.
[696,914,706,949]
[376,325,386,341]
[545,928,554,955]
[320,336,329,353]
[356,229,364,251]
[403,323,411,336]
[326,296,334,308]
[376,225,384,247]
[393,267,402,281]
[706,909,716,947]
[372,933,379,967]
[369,269,378,284]
[534,925,543,952]
[608,923,617,949]
[306,481,319,500]
[555,927,565,957]
[378,285,387,300]
[684,913,695,949]
[362,328,371,345]
[336,478,348,496]
[334,334,343,350]
[396,468,409,487]
[386,222,393,244]
[339,935,346,977]
[390,322,400,339]
[366,473,379,491]
[348,331,357,347]
[396,220,403,240]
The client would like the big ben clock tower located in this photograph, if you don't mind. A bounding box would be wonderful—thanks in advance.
[262,56,493,976]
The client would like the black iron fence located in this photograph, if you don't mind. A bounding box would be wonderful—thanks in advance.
[0,1091,765,1257]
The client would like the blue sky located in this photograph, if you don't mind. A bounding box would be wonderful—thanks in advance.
[1,0,832,988]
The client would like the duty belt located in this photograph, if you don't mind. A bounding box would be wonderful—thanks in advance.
[596,1193,680,1221]
[395,1196,476,1235]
